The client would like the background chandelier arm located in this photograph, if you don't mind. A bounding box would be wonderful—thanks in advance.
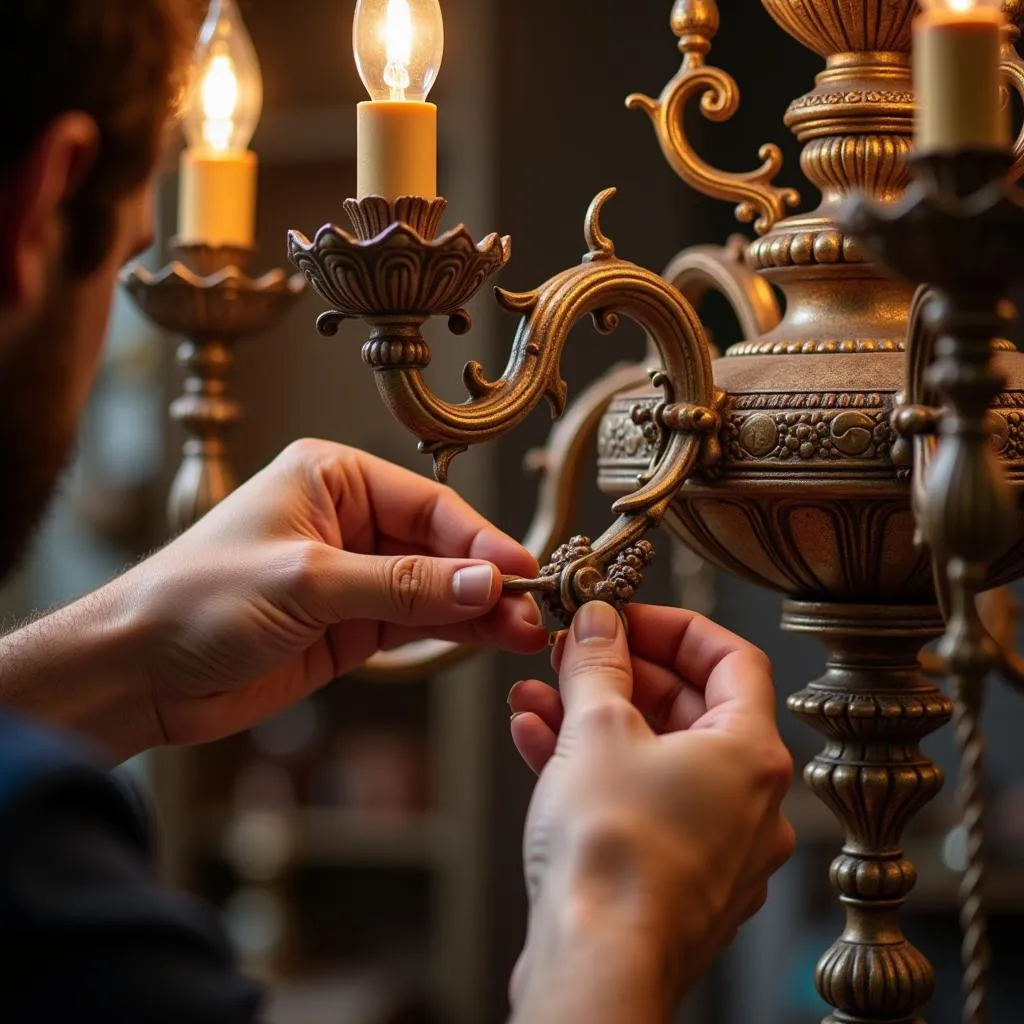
[662,235,782,348]
[626,0,799,235]
[1001,5,1024,183]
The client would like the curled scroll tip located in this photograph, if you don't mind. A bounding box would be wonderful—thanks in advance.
[584,188,618,263]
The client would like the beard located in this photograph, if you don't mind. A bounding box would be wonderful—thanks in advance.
[0,280,86,578]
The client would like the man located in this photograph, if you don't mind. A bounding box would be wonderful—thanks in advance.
[0,3,794,1022]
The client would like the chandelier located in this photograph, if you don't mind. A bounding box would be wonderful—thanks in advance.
[125,1,1024,1022]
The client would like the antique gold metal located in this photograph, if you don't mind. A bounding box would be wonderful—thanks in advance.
[123,245,305,532]
[290,189,721,625]
[288,1,1024,1021]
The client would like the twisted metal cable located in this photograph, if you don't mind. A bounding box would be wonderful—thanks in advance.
[953,673,990,1024]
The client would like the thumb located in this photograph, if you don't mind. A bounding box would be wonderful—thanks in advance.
[558,601,635,721]
[321,550,503,626]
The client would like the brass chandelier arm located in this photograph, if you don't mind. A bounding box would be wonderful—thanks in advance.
[359,361,653,681]
[368,196,716,489]
[663,234,782,345]
[291,189,720,623]
[626,0,799,235]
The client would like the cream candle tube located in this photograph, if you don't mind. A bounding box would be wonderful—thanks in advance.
[357,101,437,201]
[178,148,258,248]
[914,8,1008,152]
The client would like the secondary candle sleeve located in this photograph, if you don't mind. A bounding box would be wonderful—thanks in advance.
[178,149,258,248]
[914,12,1008,152]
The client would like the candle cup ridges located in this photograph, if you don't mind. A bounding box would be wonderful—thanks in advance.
[122,244,305,533]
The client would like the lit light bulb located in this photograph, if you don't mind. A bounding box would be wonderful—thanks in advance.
[183,0,263,153]
[353,0,444,103]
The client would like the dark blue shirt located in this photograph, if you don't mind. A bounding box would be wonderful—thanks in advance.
[0,710,264,1021]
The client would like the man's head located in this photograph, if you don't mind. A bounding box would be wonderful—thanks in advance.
[0,1,200,574]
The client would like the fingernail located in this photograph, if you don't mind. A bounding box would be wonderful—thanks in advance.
[453,564,496,607]
[510,711,526,723]
[507,682,524,710]
[572,601,619,643]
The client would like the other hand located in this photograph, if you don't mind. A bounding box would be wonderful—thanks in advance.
[2,440,548,758]
[507,602,794,1020]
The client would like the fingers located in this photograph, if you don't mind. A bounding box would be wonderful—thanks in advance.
[318,549,511,627]
[510,712,558,775]
[558,603,642,728]
[508,679,564,731]
[623,604,777,730]
[512,661,707,736]
[348,449,540,579]
[376,593,548,654]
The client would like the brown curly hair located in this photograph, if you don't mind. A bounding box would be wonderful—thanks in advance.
[1,1,203,274]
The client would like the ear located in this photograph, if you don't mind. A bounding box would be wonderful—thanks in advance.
[0,113,100,309]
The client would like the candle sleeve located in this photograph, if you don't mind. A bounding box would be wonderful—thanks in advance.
[357,101,437,201]
[178,149,258,248]
[914,12,1008,153]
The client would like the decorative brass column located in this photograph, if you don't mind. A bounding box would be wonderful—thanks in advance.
[786,603,949,1024]
[123,245,304,532]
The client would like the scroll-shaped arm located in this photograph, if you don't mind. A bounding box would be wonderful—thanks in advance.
[626,0,799,235]
[290,189,721,623]
[359,361,652,680]
[368,190,720,620]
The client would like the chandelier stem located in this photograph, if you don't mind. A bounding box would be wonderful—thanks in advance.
[785,601,951,1024]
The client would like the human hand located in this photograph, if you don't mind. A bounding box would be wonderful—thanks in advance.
[507,602,794,1022]
[1,440,547,759]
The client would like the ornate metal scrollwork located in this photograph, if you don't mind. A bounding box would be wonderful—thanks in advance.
[290,190,720,624]
[626,0,800,235]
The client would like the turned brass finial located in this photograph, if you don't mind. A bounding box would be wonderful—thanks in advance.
[671,0,719,59]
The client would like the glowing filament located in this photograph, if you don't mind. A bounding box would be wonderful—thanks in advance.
[384,0,414,100]
[201,51,240,151]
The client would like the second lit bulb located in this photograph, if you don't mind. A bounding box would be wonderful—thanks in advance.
[183,0,264,153]
[354,0,444,103]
